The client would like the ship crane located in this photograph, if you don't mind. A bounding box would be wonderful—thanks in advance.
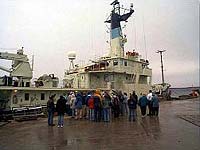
[0,47,33,87]
[152,50,171,100]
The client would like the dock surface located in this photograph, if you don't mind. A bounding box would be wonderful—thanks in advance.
[0,98,199,150]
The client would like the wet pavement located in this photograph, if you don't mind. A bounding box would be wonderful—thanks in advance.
[0,98,199,150]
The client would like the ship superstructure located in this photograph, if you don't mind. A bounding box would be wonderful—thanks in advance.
[64,0,152,95]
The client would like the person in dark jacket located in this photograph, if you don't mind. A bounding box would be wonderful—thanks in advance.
[81,92,87,119]
[93,90,102,122]
[47,94,56,126]
[56,96,66,127]
[118,91,124,116]
[112,94,120,118]
[138,93,148,117]
[128,94,137,121]
[132,91,138,116]
[132,91,138,105]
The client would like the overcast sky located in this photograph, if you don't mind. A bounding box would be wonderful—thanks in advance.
[0,0,199,88]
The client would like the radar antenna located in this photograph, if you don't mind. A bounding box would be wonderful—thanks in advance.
[67,51,76,70]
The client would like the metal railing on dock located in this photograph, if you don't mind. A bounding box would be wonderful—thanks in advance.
[12,106,44,121]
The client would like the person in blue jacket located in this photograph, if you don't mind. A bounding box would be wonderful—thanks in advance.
[138,93,148,117]
[152,93,159,116]
[75,92,83,119]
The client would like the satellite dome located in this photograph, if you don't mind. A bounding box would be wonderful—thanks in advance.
[68,51,76,60]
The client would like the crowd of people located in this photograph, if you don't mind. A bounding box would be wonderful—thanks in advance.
[47,90,160,127]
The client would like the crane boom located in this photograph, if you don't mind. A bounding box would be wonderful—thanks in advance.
[0,66,11,73]
[0,52,29,62]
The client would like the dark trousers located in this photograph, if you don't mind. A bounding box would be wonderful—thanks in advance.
[129,108,135,121]
[48,111,54,125]
[113,106,120,118]
[89,109,94,121]
[94,107,101,122]
[148,101,153,115]
[66,104,71,116]
[140,106,147,116]
[119,102,124,116]
[103,108,110,122]
[152,107,159,116]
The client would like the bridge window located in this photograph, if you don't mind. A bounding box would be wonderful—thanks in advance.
[41,93,45,100]
[124,61,127,66]
[113,60,118,66]
[139,75,147,84]
[25,93,29,101]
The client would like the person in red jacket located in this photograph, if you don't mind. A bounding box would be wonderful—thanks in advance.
[88,93,94,121]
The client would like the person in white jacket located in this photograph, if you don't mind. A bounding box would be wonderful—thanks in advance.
[147,90,153,116]
[70,92,76,118]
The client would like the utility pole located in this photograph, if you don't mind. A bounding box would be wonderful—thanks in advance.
[156,50,166,85]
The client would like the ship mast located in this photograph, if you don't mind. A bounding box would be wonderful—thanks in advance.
[105,0,134,58]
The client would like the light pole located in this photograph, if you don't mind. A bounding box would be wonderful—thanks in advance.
[156,50,166,85]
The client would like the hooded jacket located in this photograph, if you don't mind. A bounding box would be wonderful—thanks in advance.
[75,93,83,109]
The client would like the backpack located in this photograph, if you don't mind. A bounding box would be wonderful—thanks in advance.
[128,98,136,109]
[93,95,101,108]
[113,97,119,106]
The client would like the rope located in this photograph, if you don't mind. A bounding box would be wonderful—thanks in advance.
[142,13,147,60]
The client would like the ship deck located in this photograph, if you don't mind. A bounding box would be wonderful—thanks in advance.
[0,98,199,150]
[0,86,108,91]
